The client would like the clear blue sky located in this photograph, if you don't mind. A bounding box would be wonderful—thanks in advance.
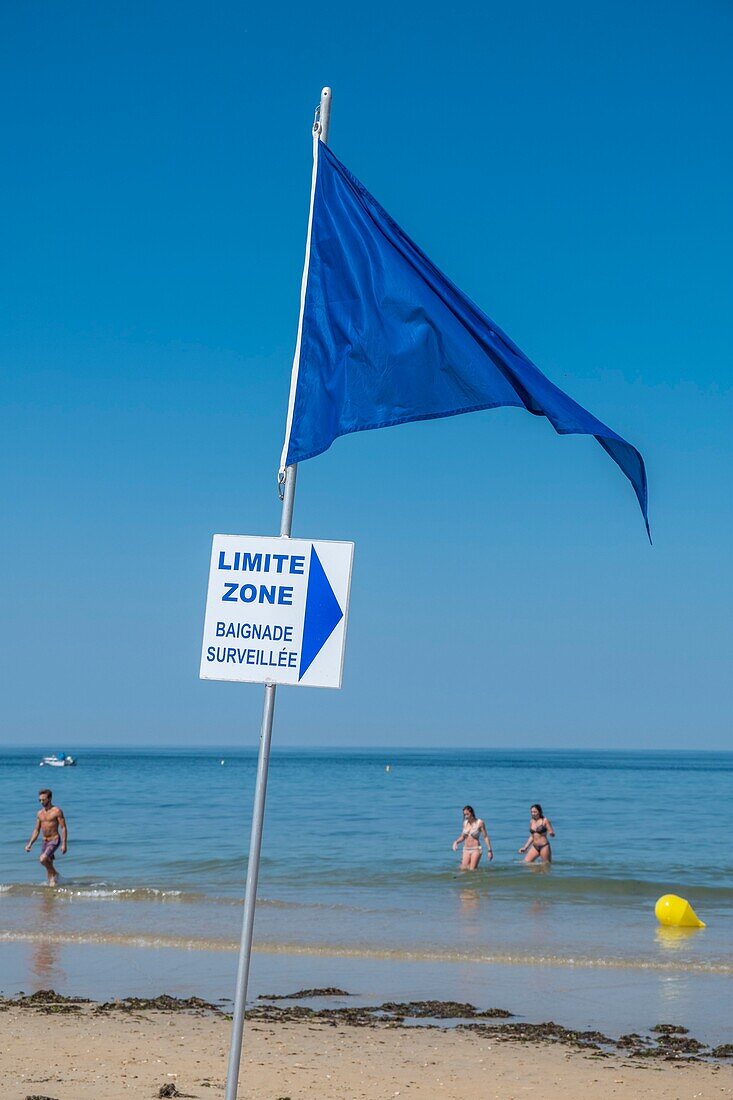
[1,1,731,749]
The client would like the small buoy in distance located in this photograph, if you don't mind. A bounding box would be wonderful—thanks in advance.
[385,764,391,772]
[220,759,225,766]
[655,893,705,928]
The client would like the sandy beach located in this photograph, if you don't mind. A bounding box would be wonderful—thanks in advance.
[1,993,731,1100]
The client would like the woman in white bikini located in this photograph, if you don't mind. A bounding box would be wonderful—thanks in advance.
[452,805,493,870]
[519,803,555,864]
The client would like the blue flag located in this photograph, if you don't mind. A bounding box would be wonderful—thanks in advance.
[282,139,649,536]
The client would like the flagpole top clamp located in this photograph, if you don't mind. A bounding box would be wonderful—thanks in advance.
[313,86,332,140]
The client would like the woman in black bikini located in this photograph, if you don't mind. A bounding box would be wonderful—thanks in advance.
[519,803,555,864]
[452,805,493,871]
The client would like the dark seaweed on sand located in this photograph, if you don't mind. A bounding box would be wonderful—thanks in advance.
[95,994,224,1015]
[8,990,730,1065]
[459,1019,612,1052]
[2,990,91,1015]
[617,1032,650,1047]
[379,1001,513,1019]
[259,987,351,1000]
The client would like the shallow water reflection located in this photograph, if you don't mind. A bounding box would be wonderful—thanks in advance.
[30,890,64,986]
[655,926,704,952]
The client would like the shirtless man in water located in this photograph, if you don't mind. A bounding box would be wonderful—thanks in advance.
[25,789,67,886]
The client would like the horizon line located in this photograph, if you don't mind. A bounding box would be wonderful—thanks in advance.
[1,743,730,755]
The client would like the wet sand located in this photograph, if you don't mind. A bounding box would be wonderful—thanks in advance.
[0,992,731,1100]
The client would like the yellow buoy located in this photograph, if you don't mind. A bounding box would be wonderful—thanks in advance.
[654,894,705,928]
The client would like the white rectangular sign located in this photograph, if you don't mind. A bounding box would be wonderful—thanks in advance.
[200,534,354,689]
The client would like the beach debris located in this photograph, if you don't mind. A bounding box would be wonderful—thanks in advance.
[653,1034,707,1054]
[380,1000,510,1019]
[8,990,729,1067]
[247,1004,332,1022]
[633,1045,702,1061]
[25,1095,60,1100]
[617,1032,650,1048]
[246,999,515,1028]
[458,1019,613,1053]
[259,987,351,1000]
[654,893,706,928]
[95,994,224,1015]
[617,1026,707,1060]
[2,990,91,1014]
[380,1000,475,1018]
[379,1001,512,1020]
[156,1086,197,1098]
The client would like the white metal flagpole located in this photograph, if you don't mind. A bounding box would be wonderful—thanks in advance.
[223,85,332,1100]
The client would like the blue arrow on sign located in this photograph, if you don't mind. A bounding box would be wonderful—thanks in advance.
[299,546,344,681]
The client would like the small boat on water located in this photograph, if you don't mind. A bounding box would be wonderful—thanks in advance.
[39,753,77,768]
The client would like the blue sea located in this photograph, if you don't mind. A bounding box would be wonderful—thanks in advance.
[1,748,731,1043]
